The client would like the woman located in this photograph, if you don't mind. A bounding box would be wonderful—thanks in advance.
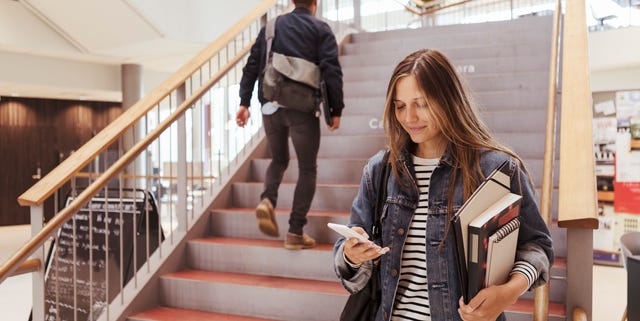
[333,49,553,321]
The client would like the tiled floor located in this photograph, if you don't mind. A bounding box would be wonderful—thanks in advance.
[0,224,628,321]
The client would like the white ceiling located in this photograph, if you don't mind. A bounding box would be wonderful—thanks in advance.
[0,0,263,102]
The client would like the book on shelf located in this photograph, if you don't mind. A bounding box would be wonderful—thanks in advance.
[450,160,513,303]
[485,217,520,287]
[467,192,522,300]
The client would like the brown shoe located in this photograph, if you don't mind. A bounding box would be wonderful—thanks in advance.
[284,233,316,250]
[256,198,279,237]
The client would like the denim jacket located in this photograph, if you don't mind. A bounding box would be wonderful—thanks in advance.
[333,147,554,321]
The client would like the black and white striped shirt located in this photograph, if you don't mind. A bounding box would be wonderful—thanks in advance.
[391,155,439,321]
[391,156,538,321]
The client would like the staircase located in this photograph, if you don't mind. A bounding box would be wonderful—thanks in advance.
[129,14,566,321]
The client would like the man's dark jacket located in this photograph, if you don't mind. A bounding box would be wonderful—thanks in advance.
[239,7,344,117]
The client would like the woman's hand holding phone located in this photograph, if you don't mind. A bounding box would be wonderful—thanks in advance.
[328,223,389,265]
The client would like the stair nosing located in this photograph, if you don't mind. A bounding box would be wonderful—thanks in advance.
[162,270,347,296]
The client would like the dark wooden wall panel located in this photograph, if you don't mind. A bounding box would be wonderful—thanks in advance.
[0,97,122,226]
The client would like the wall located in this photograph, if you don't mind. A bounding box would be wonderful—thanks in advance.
[589,26,640,91]
[0,96,121,226]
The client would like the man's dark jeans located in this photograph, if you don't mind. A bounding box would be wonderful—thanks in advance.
[261,108,320,235]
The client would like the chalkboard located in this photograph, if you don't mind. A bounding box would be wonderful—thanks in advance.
[36,189,163,321]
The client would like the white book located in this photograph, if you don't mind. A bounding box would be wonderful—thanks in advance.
[485,218,521,286]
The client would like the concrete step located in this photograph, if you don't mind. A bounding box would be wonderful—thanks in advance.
[231,182,358,212]
[250,156,558,188]
[209,197,562,253]
[526,158,560,189]
[341,96,387,116]
[187,237,337,281]
[128,306,280,321]
[131,299,565,321]
[504,299,565,321]
[343,71,549,97]
[330,110,552,140]
[320,114,385,136]
[343,55,551,82]
[209,208,349,244]
[495,132,558,160]
[342,90,547,114]
[316,135,386,159]
[343,30,550,55]
[159,270,348,321]
[475,89,549,109]
[550,222,567,258]
[351,15,553,43]
[250,158,367,184]
[482,109,548,133]
[519,258,567,303]
[340,42,552,68]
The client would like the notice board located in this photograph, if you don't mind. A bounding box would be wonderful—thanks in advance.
[35,189,163,321]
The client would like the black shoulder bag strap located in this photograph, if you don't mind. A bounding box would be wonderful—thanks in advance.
[339,150,391,321]
[372,150,391,242]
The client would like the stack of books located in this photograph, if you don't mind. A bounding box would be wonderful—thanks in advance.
[451,160,522,303]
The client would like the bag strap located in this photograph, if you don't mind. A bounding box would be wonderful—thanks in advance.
[264,17,277,68]
[371,150,391,242]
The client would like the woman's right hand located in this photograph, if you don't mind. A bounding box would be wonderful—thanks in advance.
[343,226,389,265]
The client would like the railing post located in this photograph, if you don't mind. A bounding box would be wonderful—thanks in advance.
[30,205,45,321]
[122,64,145,189]
[223,82,231,170]
[176,83,188,231]
[353,0,361,30]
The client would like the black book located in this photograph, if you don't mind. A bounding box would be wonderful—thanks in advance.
[451,160,513,303]
[466,193,522,300]
[320,80,333,126]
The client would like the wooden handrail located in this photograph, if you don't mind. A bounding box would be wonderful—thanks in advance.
[573,307,588,321]
[557,0,598,229]
[17,0,277,207]
[534,1,562,320]
[74,172,216,181]
[11,259,41,276]
[0,44,252,285]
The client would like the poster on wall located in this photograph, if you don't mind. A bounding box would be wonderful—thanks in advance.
[593,98,617,200]
[614,90,640,214]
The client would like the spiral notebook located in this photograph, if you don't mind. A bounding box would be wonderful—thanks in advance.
[485,217,520,287]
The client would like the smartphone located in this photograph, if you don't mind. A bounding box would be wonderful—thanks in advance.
[327,223,370,243]
[328,223,389,255]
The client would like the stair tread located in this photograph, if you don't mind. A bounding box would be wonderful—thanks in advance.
[509,298,565,316]
[191,236,334,251]
[211,207,349,217]
[163,270,347,295]
[130,306,280,321]
[233,181,359,188]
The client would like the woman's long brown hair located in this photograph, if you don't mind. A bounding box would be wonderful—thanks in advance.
[382,49,529,241]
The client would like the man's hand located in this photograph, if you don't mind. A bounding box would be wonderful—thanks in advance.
[236,106,250,127]
[327,116,341,131]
